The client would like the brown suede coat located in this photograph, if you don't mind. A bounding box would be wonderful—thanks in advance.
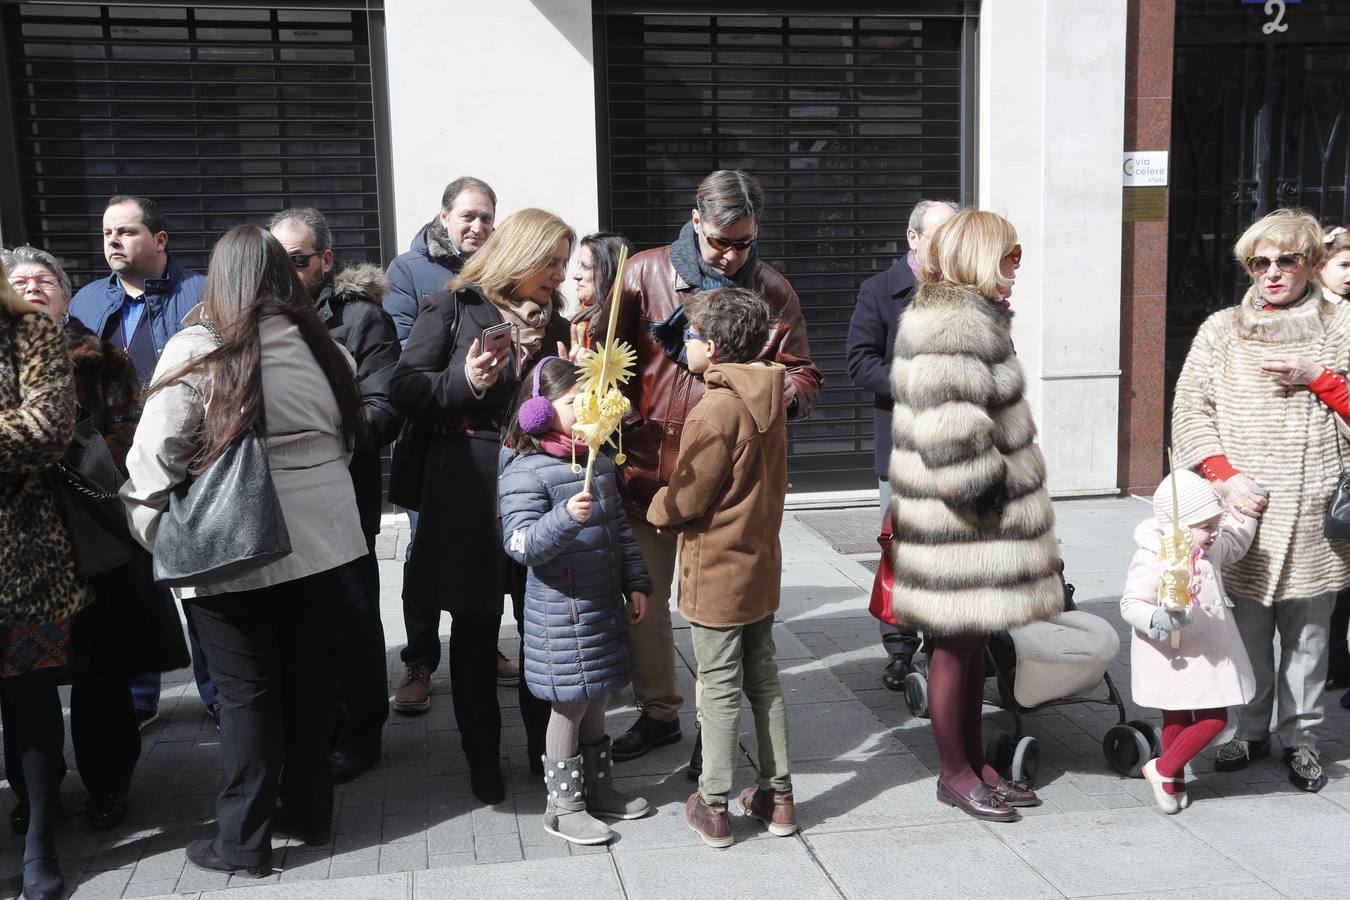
[647,362,787,627]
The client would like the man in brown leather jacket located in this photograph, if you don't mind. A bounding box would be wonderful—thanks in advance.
[599,170,823,762]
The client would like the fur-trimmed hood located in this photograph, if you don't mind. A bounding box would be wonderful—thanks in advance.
[65,319,141,467]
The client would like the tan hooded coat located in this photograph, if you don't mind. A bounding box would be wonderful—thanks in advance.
[887,282,1063,635]
[647,362,787,627]
[1171,285,1350,604]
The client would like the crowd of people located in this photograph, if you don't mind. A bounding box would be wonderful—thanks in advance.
[2,165,1350,897]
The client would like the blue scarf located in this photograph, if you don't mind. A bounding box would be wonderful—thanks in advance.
[654,222,760,366]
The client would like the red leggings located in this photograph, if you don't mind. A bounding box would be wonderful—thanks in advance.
[1155,708,1227,795]
[928,634,999,793]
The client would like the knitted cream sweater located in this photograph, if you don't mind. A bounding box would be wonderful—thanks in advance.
[1172,285,1350,604]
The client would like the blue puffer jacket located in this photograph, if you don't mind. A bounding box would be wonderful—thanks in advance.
[499,445,652,703]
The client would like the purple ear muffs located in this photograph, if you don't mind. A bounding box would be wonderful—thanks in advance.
[516,356,559,435]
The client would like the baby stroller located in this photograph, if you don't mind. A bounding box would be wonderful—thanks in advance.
[901,576,1159,787]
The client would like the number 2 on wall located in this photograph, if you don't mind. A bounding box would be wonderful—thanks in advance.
[1263,0,1289,35]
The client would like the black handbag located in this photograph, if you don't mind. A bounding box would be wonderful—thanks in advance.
[1327,421,1350,539]
[45,416,143,578]
[152,424,293,586]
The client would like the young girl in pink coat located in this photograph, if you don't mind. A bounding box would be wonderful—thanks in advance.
[1119,469,1258,813]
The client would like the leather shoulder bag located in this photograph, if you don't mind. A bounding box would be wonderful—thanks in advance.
[1326,417,1350,539]
[45,415,143,578]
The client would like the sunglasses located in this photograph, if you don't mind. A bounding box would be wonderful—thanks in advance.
[682,329,707,343]
[1003,244,1023,266]
[288,252,316,269]
[700,227,756,253]
[1246,253,1304,275]
[8,275,60,290]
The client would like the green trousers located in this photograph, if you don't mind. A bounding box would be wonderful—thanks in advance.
[690,615,791,805]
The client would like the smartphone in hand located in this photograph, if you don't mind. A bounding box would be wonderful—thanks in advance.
[480,322,517,374]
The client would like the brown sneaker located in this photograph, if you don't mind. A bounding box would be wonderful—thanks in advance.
[496,650,520,686]
[685,792,733,848]
[737,787,797,836]
[393,664,432,714]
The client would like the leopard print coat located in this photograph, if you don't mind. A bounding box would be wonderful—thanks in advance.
[0,311,92,626]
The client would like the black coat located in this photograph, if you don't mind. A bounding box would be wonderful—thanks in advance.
[389,287,570,614]
[845,259,917,479]
[316,265,402,543]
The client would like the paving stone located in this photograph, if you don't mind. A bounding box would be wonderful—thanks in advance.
[471,832,522,864]
[1173,794,1350,881]
[377,840,427,874]
[1077,886,1283,900]
[414,854,622,899]
[615,840,838,900]
[199,872,410,899]
[808,823,1059,899]
[118,877,185,898]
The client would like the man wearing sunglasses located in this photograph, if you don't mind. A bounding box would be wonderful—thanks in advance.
[269,207,401,786]
[597,169,824,763]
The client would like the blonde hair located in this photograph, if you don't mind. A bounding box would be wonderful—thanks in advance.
[918,208,1018,299]
[1322,225,1350,262]
[0,259,42,317]
[450,208,576,306]
[1233,208,1325,272]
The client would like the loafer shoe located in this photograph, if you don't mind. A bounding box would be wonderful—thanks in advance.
[612,714,681,761]
[1285,745,1328,793]
[990,777,1041,808]
[936,778,1019,823]
[469,762,506,805]
[185,839,269,877]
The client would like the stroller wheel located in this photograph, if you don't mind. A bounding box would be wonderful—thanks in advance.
[1010,736,1040,787]
[1102,724,1152,777]
[904,672,929,718]
[985,731,1015,779]
[1126,719,1161,759]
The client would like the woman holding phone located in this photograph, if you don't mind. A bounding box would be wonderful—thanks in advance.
[390,208,575,804]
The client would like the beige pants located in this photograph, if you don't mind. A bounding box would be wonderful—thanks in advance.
[629,520,684,722]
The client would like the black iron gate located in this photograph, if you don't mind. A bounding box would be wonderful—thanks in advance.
[596,4,976,493]
[1167,0,1350,406]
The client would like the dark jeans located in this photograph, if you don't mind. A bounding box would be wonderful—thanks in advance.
[189,570,337,867]
[129,620,217,715]
[331,553,388,757]
[5,675,139,801]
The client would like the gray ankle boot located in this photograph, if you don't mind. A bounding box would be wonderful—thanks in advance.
[581,737,650,820]
[542,754,613,845]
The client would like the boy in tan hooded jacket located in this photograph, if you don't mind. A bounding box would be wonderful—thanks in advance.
[647,287,795,849]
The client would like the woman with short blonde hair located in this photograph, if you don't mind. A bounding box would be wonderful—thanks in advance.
[1172,207,1350,791]
[391,208,576,804]
[887,210,1060,822]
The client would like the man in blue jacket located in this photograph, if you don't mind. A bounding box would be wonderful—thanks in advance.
[69,194,217,729]
[845,198,956,691]
[383,175,496,345]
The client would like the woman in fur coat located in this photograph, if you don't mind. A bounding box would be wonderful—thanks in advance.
[888,209,1062,823]
[1172,208,1350,792]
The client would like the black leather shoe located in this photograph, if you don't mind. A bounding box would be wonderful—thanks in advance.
[469,763,506,805]
[10,799,28,835]
[329,749,378,785]
[85,793,127,831]
[687,728,703,780]
[611,714,681,761]
[881,657,911,692]
[936,779,1020,823]
[1285,746,1328,793]
[185,838,269,877]
[21,855,62,900]
[989,777,1041,808]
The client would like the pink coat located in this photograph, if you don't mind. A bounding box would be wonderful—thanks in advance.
[1119,516,1257,711]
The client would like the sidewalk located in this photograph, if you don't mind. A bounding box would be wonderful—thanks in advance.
[12,498,1350,899]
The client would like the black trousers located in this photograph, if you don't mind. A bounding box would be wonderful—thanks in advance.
[509,566,549,761]
[400,564,443,670]
[1330,586,1350,678]
[4,675,139,802]
[449,611,502,766]
[189,570,337,867]
[330,553,388,757]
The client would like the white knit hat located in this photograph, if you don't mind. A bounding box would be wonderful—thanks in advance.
[1153,469,1223,528]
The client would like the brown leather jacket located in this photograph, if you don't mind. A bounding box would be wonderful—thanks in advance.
[597,245,823,522]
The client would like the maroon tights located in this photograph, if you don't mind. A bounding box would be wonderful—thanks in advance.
[928,634,1000,793]
[1155,708,1226,796]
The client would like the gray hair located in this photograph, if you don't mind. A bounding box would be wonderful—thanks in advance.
[695,170,765,228]
[908,199,959,235]
[0,245,72,301]
[268,207,331,253]
[441,176,497,213]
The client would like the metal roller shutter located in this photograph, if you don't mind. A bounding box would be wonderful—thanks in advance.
[2,2,383,288]
[598,8,973,493]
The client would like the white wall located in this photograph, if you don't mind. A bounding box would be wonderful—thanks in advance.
[382,0,599,262]
[978,0,1127,495]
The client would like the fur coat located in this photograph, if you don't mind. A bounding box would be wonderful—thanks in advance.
[1172,286,1350,604]
[886,282,1062,635]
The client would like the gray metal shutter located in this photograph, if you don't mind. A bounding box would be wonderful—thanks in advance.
[599,10,971,492]
[3,2,382,288]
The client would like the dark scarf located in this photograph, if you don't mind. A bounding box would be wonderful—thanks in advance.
[424,220,467,272]
[654,221,760,367]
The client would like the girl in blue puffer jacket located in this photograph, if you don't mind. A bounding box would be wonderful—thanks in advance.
[498,356,653,847]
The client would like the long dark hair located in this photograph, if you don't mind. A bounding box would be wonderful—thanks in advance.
[148,225,361,473]
[503,357,580,456]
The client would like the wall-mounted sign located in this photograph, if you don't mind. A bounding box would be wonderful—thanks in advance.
[1123,151,1168,187]
[1123,187,1167,223]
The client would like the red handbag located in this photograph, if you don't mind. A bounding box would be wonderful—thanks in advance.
[868,510,898,626]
